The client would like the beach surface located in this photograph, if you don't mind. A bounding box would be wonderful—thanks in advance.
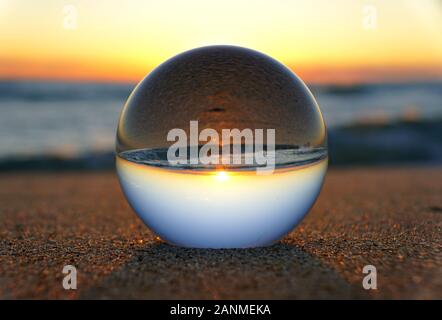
[0,167,441,299]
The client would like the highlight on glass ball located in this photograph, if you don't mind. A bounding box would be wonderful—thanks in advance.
[116,45,327,248]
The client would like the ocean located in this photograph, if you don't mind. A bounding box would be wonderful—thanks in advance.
[0,79,441,161]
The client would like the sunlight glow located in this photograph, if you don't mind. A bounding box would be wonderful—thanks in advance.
[214,171,230,183]
[0,0,441,83]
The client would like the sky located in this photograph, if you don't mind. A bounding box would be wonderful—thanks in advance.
[0,0,441,84]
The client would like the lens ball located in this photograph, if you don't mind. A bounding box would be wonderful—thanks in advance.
[116,45,327,248]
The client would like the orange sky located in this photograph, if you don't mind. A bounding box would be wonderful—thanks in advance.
[1,0,441,84]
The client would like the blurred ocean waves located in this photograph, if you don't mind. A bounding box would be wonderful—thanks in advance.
[0,79,441,170]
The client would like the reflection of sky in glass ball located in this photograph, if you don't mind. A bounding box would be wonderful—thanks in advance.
[116,46,327,248]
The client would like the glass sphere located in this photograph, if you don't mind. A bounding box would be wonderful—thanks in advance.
[116,45,327,248]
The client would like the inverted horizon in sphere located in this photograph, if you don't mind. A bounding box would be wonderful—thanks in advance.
[116,45,328,248]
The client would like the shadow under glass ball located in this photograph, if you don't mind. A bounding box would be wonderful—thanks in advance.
[116,45,327,248]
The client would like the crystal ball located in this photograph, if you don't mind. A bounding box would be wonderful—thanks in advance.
[116,45,327,248]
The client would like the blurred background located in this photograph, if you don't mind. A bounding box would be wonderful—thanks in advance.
[0,0,441,170]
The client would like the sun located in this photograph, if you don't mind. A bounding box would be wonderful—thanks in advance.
[214,171,229,182]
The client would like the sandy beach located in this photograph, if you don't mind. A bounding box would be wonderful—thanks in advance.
[0,167,441,299]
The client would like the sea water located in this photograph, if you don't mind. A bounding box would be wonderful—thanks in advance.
[116,147,327,248]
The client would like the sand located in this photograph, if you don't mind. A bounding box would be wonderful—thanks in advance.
[0,167,441,299]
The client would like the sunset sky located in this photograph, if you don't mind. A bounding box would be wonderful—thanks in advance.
[1,0,441,84]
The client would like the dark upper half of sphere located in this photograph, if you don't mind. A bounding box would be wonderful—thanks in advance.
[117,45,326,152]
